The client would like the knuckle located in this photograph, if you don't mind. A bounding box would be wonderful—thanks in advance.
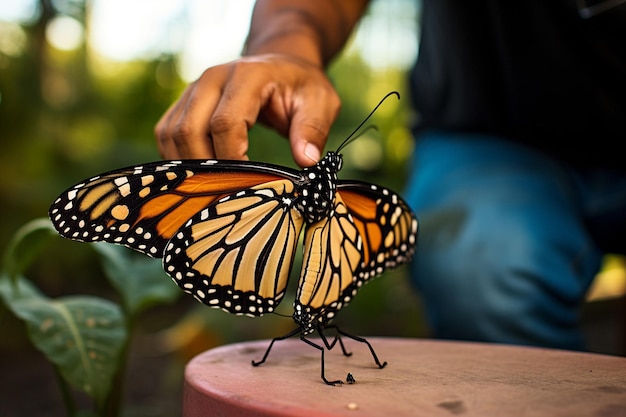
[171,122,194,145]
[154,114,168,135]
[154,124,164,142]
[210,112,241,134]
[321,86,341,114]
[305,119,331,138]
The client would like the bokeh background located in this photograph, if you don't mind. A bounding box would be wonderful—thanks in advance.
[1,1,624,416]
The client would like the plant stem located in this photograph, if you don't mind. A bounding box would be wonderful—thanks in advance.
[98,316,134,417]
[54,365,77,417]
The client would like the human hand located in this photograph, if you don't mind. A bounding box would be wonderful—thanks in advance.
[154,53,341,167]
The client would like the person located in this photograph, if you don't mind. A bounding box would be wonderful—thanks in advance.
[154,0,626,351]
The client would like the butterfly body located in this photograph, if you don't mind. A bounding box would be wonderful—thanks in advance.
[295,151,341,224]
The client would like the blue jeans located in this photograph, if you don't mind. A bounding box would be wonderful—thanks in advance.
[404,130,626,350]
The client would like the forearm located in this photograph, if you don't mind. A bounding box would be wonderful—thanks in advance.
[244,0,370,67]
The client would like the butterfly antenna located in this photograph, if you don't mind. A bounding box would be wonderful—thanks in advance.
[336,91,400,153]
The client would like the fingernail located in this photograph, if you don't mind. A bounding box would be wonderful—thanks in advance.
[304,142,321,163]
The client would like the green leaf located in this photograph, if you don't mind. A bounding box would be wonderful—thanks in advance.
[0,276,127,406]
[0,273,45,302]
[2,218,58,279]
[93,243,180,318]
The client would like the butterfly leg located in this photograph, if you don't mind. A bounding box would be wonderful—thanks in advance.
[300,335,343,386]
[321,325,353,357]
[335,327,388,369]
[251,326,301,367]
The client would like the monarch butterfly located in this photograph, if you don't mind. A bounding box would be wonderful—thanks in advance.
[49,91,418,384]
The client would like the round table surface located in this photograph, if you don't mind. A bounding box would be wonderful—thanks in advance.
[183,337,626,417]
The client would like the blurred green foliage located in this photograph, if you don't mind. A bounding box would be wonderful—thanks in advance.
[1,219,181,416]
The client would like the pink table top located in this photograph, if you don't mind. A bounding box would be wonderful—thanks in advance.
[183,337,626,417]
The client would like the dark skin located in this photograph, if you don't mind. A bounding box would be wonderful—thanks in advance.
[154,0,370,167]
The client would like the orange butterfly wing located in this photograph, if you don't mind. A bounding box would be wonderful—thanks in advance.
[294,181,418,331]
[162,180,304,316]
[49,160,300,258]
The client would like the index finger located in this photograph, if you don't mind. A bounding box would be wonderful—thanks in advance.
[207,65,278,160]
